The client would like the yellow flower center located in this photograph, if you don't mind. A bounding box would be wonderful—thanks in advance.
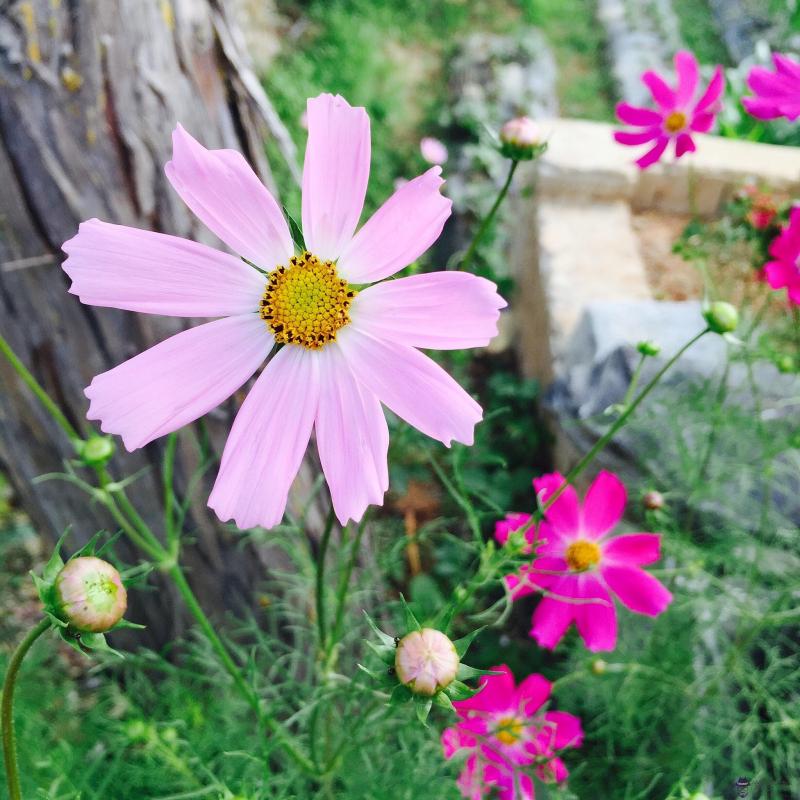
[664,111,687,133]
[565,539,601,572]
[495,716,524,745]
[260,251,356,349]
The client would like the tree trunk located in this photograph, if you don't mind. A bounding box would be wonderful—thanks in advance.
[0,0,325,648]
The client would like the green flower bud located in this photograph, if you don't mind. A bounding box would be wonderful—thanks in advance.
[777,354,795,373]
[395,628,459,696]
[702,301,739,334]
[636,340,661,357]
[591,658,607,675]
[499,117,547,161]
[80,435,115,467]
[54,556,127,633]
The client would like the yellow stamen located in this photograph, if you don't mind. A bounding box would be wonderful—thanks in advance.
[495,716,524,745]
[565,540,601,572]
[664,111,687,133]
[260,251,356,349]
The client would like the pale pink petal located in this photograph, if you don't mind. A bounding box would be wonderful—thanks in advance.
[602,533,662,566]
[642,70,676,109]
[420,136,448,165]
[602,564,673,616]
[581,471,626,540]
[208,346,319,530]
[693,66,725,113]
[85,315,271,451]
[62,219,265,317]
[616,103,663,127]
[533,473,580,537]
[674,133,697,158]
[574,576,617,652]
[165,125,292,268]
[336,327,481,446]
[338,167,452,283]
[352,271,505,349]
[674,51,699,107]
[455,664,516,715]
[516,674,551,718]
[543,711,584,750]
[301,94,370,261]
[315,345,388,525]
[636,136,669,169]
[614,128,661,146]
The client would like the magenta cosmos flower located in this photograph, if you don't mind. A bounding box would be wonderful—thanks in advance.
[442,665,582,800]
[743,53,800,121]
[62,94,506,528]
[763,207,800,305]
[496,471,673,652]
[614,50,724,169]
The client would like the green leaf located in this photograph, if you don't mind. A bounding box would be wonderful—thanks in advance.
[283,206,306,251]
[362,610,396,647]
[365,639,396,666]
[398,593,422,632]
[73,531,106,559]
[452,626,485,658]
[444,680,481,701]
[457,663,503,681]
[414,696,433,726]
[432,691,456,712]
[388,684,412,706]
[110,618,146,631]
[42,530,69,583]
[79,632,124,659]
[434,602,456,635]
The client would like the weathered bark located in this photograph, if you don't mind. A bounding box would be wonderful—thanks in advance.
[0,0,324,647]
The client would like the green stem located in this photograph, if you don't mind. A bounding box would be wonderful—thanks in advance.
[2,618,51,800]
[0,332,81,446]
[519,328,710,535]
[163,432,179,551]
[327,517,368,664]
[167,564,315,775]
[695,353,731,484]
[460,160,519,272]
[315,509,336,653]
[620,353,646,409]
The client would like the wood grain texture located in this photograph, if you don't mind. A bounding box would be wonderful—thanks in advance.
[0,0,323,646]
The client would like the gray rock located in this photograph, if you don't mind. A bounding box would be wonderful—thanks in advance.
[597,0,683,105]
[707,0,787,62]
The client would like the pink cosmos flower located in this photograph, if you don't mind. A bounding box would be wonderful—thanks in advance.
[763,206,800,305]
[62,94,506,528]
[743,53,800,121]
[614,50,725,169]
[496,471,672,652]
[420,136,449,165]
[442,664,583,800]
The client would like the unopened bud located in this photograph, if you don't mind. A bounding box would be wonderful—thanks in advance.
[591,658,607,675]
[636,340,661,357]
[499,117,545,161]
[54,556,127,632]
[80,435,115,467]
[777,354,795,373]
[688,794,711,800]
[643,490,665,511]
[395,628,459,696]
[703,301,738,334]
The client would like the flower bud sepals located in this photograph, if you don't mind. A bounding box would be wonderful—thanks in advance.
[31,531,141,657]
[361,599,499,725]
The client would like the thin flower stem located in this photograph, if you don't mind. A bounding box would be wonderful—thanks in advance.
[328,516,368,663]
[315,509,336,653]
[167,564,316,775]
[460,160,519,272]
[2,617,51,800]
[518,327,710,537]
[621,353,646,409]
[163,432,179,551]
[0,332,81,446]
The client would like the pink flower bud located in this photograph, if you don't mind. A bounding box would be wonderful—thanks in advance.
[395,628,459,696]
[420,137,448,166]
[54,556,127,633]
[643,490,665,511]
[499,116,540,148]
